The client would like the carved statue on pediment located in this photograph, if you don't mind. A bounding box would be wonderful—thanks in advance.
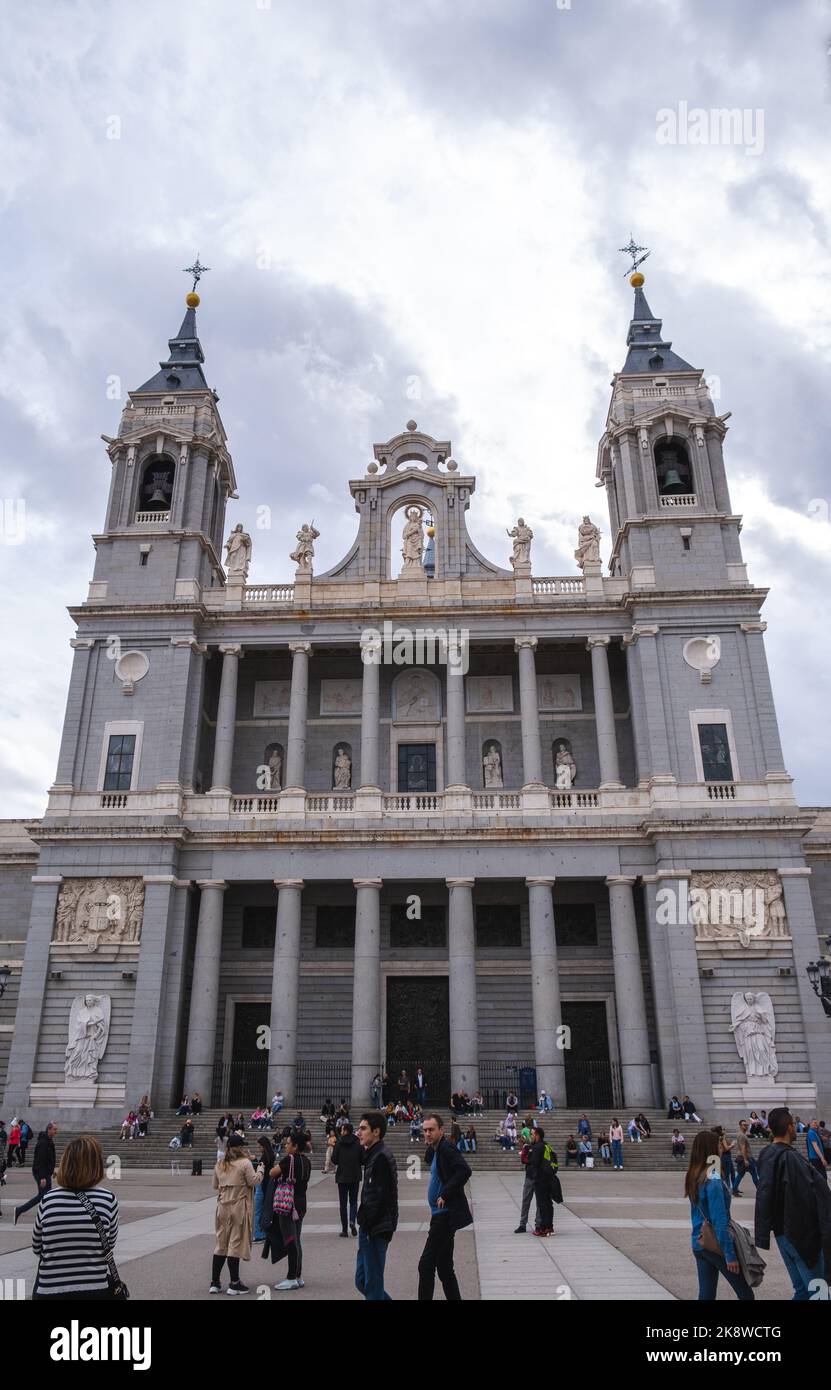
[574,516,601,571]
[65,994,111,1082]
[401,507,425,568]
[225,523,252,579]
[54,879,145,952]
[290,521,320,572]
[689,871,789,949]
[508,518,533,569]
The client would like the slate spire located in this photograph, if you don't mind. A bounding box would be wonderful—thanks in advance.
[619,273,694,375]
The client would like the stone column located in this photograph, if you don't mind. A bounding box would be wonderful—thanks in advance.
[268,879,304,1105]
[3,875,62,1113]
[780,867,831,1116]
[625,625,675,787]
[209,645,243,793]
[126,875,190,1105]
[606,876,653,1107]
[183,881,227,1100]
[358,636,381,789]
[284,643,312,790]
[351,878,382,1104]
[515,636,544,787]
[652,870,713,1110]
[445,661,468,789]
[447,878,479,1094]
[526,878,567,1102]
[587,636,622,788]
[52,640,95,793]
[741,622,790,786]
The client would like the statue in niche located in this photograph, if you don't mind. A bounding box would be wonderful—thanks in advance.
[290,521,320,572]
[507,518,533,569]
[730,991,778,1082]
[225,522,252,579]
[483,742,503,788]
[401,507,425,568]
[267,746,282,791]
[554,739,577,789]
[333,746,352,790]
[574,516,601,571]
[64,994,110,1082]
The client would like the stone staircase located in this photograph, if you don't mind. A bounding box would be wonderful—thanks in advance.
[46,1108,748,1173]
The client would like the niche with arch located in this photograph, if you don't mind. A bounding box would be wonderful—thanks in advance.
[137,454,175,516]
[654,437,694,498]
[332,743,353,791]
[552,738,577,790]
[482,739,504,789]
[388,500,436,579]
[262,742,284,791]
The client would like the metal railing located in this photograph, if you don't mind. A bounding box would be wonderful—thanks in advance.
[479,1061,538,1111]
[564,1059,623,1109]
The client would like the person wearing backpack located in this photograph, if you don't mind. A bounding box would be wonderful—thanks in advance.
[514,1133,540,1234]
[755,1106,831,1300]
[528,1125,556,1237]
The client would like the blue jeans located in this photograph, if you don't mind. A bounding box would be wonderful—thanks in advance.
[16,1174,51,1217]
[776,1234,826,1301]
[611,1139,623,1169]
[253,1181,267,1240]
[355,1228,391,1300]
[731,1156,759,1193]
[694,1249,754,1301]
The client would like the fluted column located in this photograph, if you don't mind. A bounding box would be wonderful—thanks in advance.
[351,878,382,1103]
[445,661,468,789]
[284,642,312,790]
[606,875,653,1107]
[359,636,381,789]
[184,881,227,1099]
[515,636,544,787]
[526,878,567,1102]
[447,877,479,1093]
[268,879,304,1105]
[209,645,243,792]
[587,636,622,788]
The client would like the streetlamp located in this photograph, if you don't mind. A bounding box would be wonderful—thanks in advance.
[0,964,10,998]
[806,948,831,1019]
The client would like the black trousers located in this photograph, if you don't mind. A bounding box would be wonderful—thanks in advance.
[535,1178,554,1231]
[211,1254,240,1284]
[417,1214,462,1301]
[338,1180,359,1230]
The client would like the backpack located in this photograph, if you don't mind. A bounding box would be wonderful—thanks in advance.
[543,1143,559,1173]
[169,1136,182,1149]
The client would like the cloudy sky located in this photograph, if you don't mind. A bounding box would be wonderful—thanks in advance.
[1,0,829,814]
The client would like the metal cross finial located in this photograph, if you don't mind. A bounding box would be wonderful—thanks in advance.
[183,255,211,292]
[618,235,650,277]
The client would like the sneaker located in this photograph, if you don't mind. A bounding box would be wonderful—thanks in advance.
[208,1283,223,1294]
[296,1278,305,1287]
[274,1278,301,1291]
[513,1225,526,1234]
[350,1223,357,1237]
[339,1229,349,1238]
[227,1281,250,1295]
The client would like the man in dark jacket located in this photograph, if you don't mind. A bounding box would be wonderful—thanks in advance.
[418,1114,472,1300]
[14,1123,57,1225]
[755,1106,831,1300]
[332,1121,362,1237]
[356,1111,398,1300]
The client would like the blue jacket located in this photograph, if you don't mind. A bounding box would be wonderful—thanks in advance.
[690,1172,736,1263]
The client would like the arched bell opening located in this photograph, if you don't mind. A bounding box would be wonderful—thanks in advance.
[654,437,694,498]
[137,454,175,516]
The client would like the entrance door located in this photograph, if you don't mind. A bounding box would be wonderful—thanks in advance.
[562,1001,621,1108]
[221,1002,269,1107]
[385,977,450,1105]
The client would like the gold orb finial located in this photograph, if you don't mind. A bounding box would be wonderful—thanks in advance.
[630,271,645,288]
[186,291,200,308]
[426,523,436,537]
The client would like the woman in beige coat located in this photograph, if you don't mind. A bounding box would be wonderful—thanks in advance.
[209,1133,262,1295]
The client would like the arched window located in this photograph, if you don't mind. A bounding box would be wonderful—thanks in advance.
[552,738,577,790]
[482,740,503,788]
[137,455,175,517]
[262,742,284,791]
[332,743,353,790]
[654,437,694,498]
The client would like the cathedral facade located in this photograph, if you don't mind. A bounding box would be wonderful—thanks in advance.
[2,273,830,1126]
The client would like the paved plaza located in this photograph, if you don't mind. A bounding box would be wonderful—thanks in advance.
[0,1166,800,1302]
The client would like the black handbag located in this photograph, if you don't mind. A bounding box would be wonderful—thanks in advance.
[76,1190,130,1300]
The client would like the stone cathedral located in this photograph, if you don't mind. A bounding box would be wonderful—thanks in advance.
[1,269,830,1129]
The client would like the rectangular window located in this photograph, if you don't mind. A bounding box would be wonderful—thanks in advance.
[397,743,436,792]
[698,723,734,782]
[241,906,276,950]
[103,734,136,791]
[315,906,356,949]
[389,904,446,948]
[475,904,522,949]
[555,904,598,947]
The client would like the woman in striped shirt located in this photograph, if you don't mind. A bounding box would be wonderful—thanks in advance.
[32,1135,119,1300]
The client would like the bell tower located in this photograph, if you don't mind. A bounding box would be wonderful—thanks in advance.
[89,263,236,607]
[596,264,747,591]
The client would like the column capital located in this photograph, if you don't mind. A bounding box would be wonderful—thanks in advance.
[31,875,63,884]
[778,866,811,878]
[655,868,691,880]
[360,633,382,655]
[623,624,659,646]
[274,878,305,890]
[526,876,556,888]
[446,877,475,888]
[196,879,227,890]
[171,636,208,653]
[70,638,95,650]
[218,644,244,658]
[143,875,193,888]
[353,877,383,889]
[514,635,538,652]
[289,641,313,656]
[605,874,637,887]
[586,635,611,650]
[741,621,767,634]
